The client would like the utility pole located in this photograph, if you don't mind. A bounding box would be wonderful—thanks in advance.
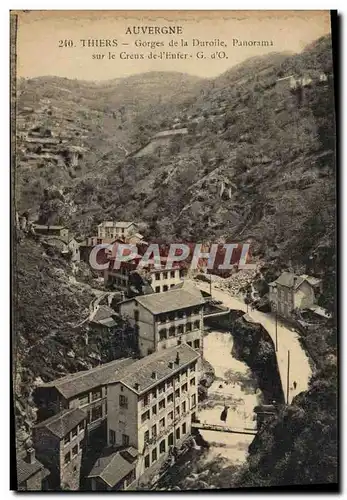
[275,308,278,352]
[286,350,290,404]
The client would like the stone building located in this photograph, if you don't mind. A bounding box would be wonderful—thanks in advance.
[16,448,49,491]
[118,288,205,358]
[32,408,87,490]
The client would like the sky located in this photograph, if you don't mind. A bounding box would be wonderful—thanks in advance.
[14,10,331,81]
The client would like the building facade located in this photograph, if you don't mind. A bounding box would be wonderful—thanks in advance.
[269,271,321,318]
[118,288,205,358]
[17,448,49,491]
[32,408,87,490]
[106,344,199,488]
[97,221,138,240]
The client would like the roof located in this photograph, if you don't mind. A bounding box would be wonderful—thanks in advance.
[34,408,87,439]
[33,224,67,231]
[98,221,115,227]
[36,357,135,399]
[274,272,305,290]
[134,288,205,315]
[98,317,117,328]
[300,274,322,287]
[17,455,47,484]
[88,447,137,488]
[115,221,135,228]
[109,344,199,394]
[172,279,204,299]
[91,305,116,323]
[308,305,332,319]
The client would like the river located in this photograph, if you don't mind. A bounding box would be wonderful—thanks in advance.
[198,329,263,465]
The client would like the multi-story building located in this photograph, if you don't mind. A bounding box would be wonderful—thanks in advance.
[97,221,138,240]
[101,344,199,490]
[34,358,134,439]
[269,271,322,319]
[118,288,205,358]
[16,448,50,491]
[33,224,69,239]
[32,408,87,490]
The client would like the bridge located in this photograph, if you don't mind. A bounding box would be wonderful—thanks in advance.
[192,422,257,436]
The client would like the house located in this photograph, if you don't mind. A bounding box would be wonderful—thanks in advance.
[16,448,50,491]
[118,288,205,359]
[33,224,69,239]
[87,447,138,491]
[89,305,120,335]
[103,344,199,490]
[269,272,322,318]
[34,358,135,439]
[32,408,87,490]
[97,221,138,240]
[43,236,80,262]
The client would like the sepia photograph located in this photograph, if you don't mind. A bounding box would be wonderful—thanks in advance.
[11,10,337,492]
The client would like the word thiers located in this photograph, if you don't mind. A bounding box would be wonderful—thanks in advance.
[89,243,255,271]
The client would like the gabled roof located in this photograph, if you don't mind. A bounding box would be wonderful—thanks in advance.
[98,221,115,228]
[274,272,305,289]
[91,305,116,323]
[34,408,87,439]
[33,224,67,231]
[36,357,134,399]
[115,221,135,228]
[108,344,199,394]
[88,447,137,488]
[134,288,205,315]
[171,279,204,299]
[17,455,48,484]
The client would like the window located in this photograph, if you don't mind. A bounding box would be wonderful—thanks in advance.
[182,383,188,393]
[190,363,196,373]
[159,329,167,341]
[170,271,175,278]
[72,426,78,438]
[176,427,180,440]
[151,389,157,399]
[134,310,139,322]
[78,423,84,433]
[158,383,165,395]
[182,423,187,435]
[78,394,89,407]
[182,401,186,414]
[194,321,200,330]
[167,379,173,389]
[159,417,165,429]
[168,411,174,422]
[72,445,78,457]
[187,341,192,347]
[152,448,157,463]
[163,285,168,292]
[170,284,175,288]
[64,434,70,446]
[155,273,160,280]
[175,388,180,399]
[64,452,71,465]
[167,393,174,404]
[152,405,157,416]
[174,374,180,384]
[191,394,196,408]
[91,405,102,422]
[169,326,176,337]
[144,454,150,469]
[163,272,168,279]
[176,405,180,416]
[144,430,149,444]
[178,324,184,334]
[194,339,200,349]
[159,399,166,411]
[190,377,196,387]
[160,440,166,454]
[182,370,188,378]
[109,429,116,445]
[141,410,150,424]
[92,389,102,401]
[152,424,157,439]
[119,395,128,408]
[122,434,129,446]
[142,394,149,408]
[168,433,174,446]
[185,322,192,332]
[156,286,160,293]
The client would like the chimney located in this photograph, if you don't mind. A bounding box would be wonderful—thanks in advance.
[134,383,140,391]
[175,352,180,365]
[168,361,174,369]
[151,372,157,380]
[27,448,36,464]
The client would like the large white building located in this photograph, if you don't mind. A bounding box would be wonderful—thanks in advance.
[118,288,205,358]
[99,344,200,490]
[97,221,138,240]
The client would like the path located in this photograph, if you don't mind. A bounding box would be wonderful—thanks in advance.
[197,281,312,404]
